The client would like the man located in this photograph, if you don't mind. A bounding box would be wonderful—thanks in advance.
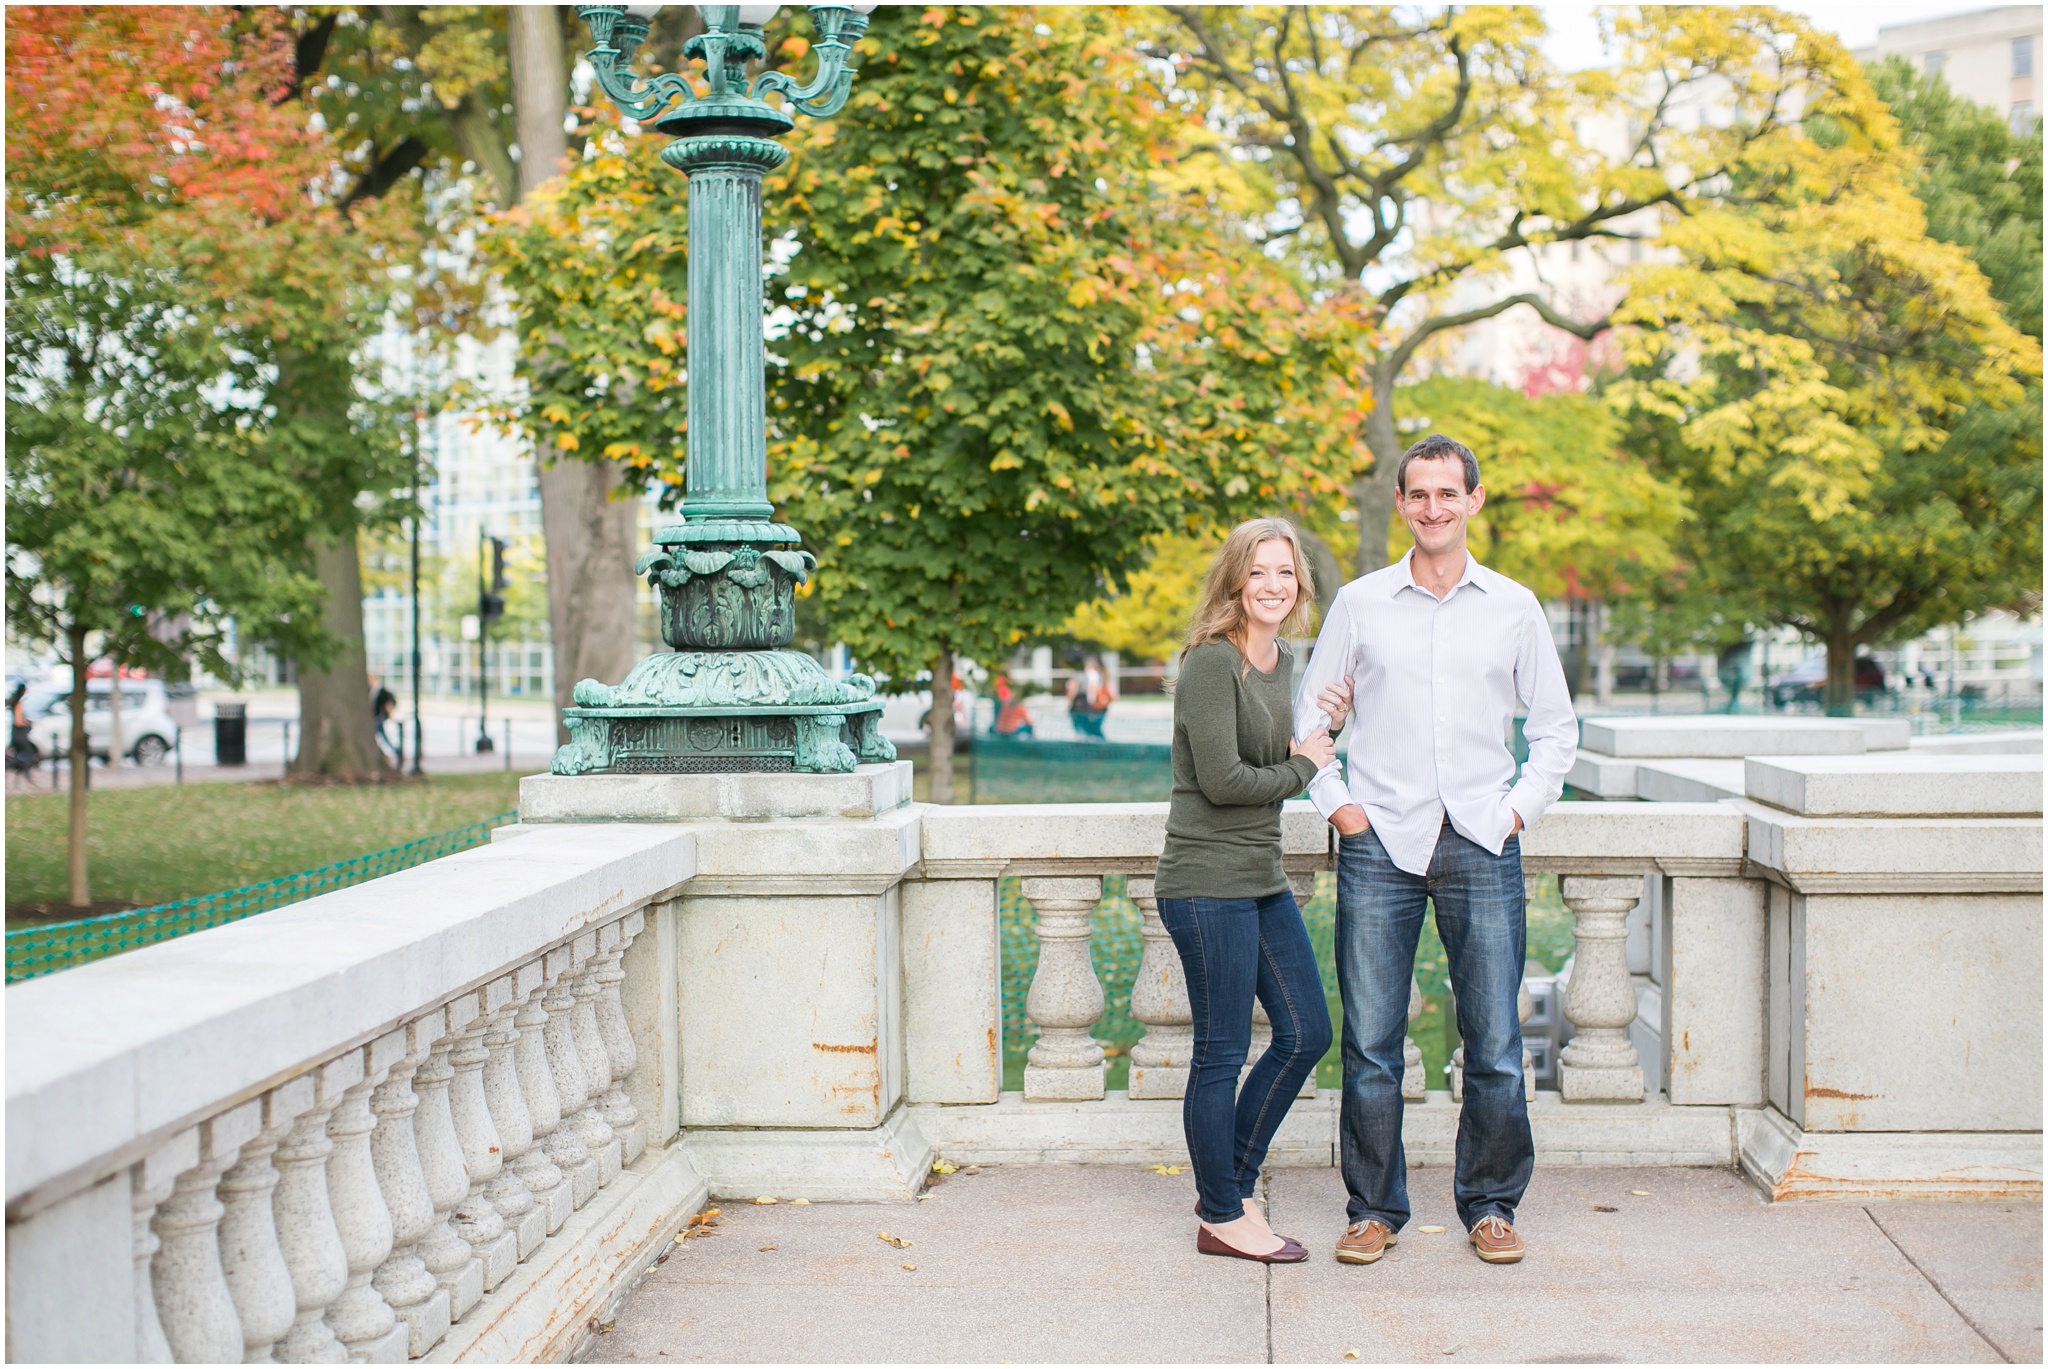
[1293,433,1577,1267]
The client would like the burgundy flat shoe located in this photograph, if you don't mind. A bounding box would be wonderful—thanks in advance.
[1197,1226,1309,1263]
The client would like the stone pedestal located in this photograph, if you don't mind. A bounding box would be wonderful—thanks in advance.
[523,763,933,1201]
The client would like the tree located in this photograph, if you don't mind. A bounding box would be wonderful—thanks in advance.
[5,6,359,901]
[1158,6,1858,573]
[769,6,1368,798]
[1609,50,2043,712]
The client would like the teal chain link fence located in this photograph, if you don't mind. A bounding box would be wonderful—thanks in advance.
[997,871,1574,1093]
[5,810,520,983]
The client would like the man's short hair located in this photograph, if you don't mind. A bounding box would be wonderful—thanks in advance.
[1395,434,1481,495]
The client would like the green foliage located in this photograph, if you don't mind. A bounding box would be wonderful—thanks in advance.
[1869,56,2043,340]
[1607,51,2043,694]
[768,6,1367,684]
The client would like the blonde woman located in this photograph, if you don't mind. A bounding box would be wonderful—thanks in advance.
[1154,518,1338,1262]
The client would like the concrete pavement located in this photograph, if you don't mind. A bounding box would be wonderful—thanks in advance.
[584,1164,2040,1364]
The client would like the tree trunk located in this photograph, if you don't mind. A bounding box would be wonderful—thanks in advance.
[538,463,643,741]
[1824,609,1857,717]
[928,648,955,805]
[105,653,123,770]
[508,8,569,197]
[1297,526,1345,616]
[290,532,393,780]
[66,620,90,909]
[512,5,646,744]
[1353,373,1403,575]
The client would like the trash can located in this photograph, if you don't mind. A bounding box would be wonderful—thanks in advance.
[214,701,247,767]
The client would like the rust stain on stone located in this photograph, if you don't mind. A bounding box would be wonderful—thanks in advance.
[813,1041,878,1055]
[1806,1086,1881,1101]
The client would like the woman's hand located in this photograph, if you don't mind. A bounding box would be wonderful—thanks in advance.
[1291,728,1336,770]
[1316,675,1355,734]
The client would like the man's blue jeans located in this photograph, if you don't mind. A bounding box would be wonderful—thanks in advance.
[1157,891,1333,1225]
[1336,823,1533,1232]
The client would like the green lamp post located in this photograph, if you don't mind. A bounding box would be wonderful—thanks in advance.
[552,3,894,776]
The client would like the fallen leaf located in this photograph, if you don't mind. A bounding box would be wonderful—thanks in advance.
[1592,1205,1618,1213]
[755,1195,779,1205]
[596,1321,615,1336]
[1417,1225,1446,1234]
[646,1264,658,1275]
[931,1158,960,1175]
[1148,1163,1185,1176]
[1343,1352,1360,1360]
[877,1231,912,1249]
[917,1193,933,1202]
[1629,1190,1650,1197]
[900,1262,918,1271]
[759,1245,778,1252]
[1442,1346,1459,1356]
[790,1198,810,1206]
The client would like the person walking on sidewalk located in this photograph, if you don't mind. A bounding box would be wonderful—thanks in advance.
[1293,434,1576,1268]
[1155,517,1336,1264]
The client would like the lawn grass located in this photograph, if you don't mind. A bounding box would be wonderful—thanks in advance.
[5,772,525,916]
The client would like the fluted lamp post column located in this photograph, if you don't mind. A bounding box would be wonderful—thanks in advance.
[555,2,894,776]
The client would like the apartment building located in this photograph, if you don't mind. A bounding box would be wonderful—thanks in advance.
[1854,5,2044,132]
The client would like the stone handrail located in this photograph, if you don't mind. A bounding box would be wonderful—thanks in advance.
[6,824,695,1364]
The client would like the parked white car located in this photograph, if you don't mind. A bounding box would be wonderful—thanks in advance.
[28,679,182,765]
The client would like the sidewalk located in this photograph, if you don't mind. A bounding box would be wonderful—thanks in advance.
[586,1164,2040,1364]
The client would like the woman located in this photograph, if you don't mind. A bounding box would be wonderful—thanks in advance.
[1154,518,1337,1262]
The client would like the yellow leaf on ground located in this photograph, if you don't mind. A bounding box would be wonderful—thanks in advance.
[878,1231,912,1248]
[790,1198,810,1205]
[1147,1163,1185,1176]
[1417,1225,1446,1234]
[1344,1352,1360,1360]
[1629,1190,1650,1197]
[900,1263,918,1271]
[755,1195,778,1205]
[931,1159,960,1175]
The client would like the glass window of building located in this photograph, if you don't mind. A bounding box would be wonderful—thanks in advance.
[1925,51,1947,79]
[2012,101,2036,135]
[2015,35,2034,79]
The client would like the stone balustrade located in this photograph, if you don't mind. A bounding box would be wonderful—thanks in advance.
[9,749,2040,1362]
[6,825,700,1363]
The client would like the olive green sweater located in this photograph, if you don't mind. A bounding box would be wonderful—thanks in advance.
[1154,640,1321,900]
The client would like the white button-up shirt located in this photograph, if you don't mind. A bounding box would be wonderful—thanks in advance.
[1292,549,1578,877]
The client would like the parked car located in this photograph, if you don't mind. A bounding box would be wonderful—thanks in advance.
[29,679,182,765]
[1769,653,1886,707]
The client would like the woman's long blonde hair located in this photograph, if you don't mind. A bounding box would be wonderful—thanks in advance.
[1184,518,1317,660]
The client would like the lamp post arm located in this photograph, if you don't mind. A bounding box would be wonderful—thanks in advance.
[752,6,871,117]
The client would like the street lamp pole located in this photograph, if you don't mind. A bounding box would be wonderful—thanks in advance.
[552,3,893,777]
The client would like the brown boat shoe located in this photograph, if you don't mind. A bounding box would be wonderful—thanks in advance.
[1334,1218,1397,1265]
[1468,1215,1524,1264]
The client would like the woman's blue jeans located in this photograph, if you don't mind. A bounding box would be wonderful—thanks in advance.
[1157,890,1333,1224]
[1336,823,1533,1233]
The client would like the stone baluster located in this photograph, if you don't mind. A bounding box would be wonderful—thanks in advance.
[541,951,602,1207]
[132,1136,195,1364]
[1021,876,1106,1100]
[369,1013,451,1359]
[219,1079,313,1363]
[479,970,549,1261]
[154,1106,259,1365]
[272,1054,360,1363]
[1125,877,1192,1100]
[567,948,625,1187]
[1402,977,1427,1100]
[511,960,575,1234]
[410,1009,485,1326]
[445,992,519,1293]
[593,912,648,1164]
[323,1039,408,1364]
[1558,875,1647,1101]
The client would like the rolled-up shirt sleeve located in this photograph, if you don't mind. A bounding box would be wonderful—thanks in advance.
[1504,598,1577,830]
[1292,591,1356,818]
